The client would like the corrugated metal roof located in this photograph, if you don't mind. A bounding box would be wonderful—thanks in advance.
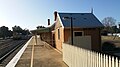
[37,27,50,33]
[58,13,104,28]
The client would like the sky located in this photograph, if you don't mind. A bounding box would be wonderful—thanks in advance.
[0,0,120,30]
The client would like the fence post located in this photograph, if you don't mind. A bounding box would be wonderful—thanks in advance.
[106,55,108,67]
[96,52,99,67]
[90,51,92,67]
[109,56,112,67]
[100,53,103,67]
[115,57,118,67]
[112,56,115,67]
[93,51,96,67]
[87,50,90,67]
[103,54,106,67]
[92,51,94,67]
[119,60,120,67]
[94,52,96,67]
[76,47,79,67]
[81,48,83,67]
[83,49,85,67]
[95,52,97,67]
[74,46,77,67]
[74,47,76,67]
[86,50,88,67]
[71,45,73,67]
[99,53,101,67]
[84,49,86,67]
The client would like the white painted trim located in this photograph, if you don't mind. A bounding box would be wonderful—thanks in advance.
[6,36,33,67]
[30,37,35,67]
[57,13,64,28]
[73,31,84,37]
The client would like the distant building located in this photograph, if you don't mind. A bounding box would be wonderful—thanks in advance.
[108,33,120,37]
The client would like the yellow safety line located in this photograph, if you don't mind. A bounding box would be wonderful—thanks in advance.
[30,36,36,67]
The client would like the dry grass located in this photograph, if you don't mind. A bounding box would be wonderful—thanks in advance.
[102,36,120,47]
[102,36,120,40]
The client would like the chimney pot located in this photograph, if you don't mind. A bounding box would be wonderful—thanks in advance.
[48,19,50,26]
[54,11,57,21]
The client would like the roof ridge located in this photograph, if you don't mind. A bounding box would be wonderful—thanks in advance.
[58,12,92,14]
[58,12,103,28]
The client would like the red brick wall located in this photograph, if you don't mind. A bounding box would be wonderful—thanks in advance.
[54,27,64,51]
[40,32,52,45]
[64,28,101,51]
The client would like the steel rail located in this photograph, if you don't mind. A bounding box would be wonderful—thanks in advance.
[0,40,26,63]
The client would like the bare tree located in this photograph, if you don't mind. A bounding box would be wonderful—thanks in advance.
[102,17,116,34]
[102,17,116,27]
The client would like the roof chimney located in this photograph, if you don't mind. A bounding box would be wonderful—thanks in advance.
[91,8,93,14]
[48,19,50,26]
[54,11,57,21]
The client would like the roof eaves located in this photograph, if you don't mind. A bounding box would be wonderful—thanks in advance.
[57,13,64,28]
[92,13,104,27]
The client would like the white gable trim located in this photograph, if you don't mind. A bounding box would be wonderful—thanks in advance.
[57,13,64,28]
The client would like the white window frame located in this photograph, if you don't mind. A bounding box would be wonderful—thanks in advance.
[73,31,84,37]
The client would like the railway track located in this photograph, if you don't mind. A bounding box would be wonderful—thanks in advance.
[0,39,28,67]
[0,39,13,46]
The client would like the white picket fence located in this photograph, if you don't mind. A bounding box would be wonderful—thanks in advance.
[63,43,120,67]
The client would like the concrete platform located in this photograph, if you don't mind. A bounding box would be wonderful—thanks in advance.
[15,36,68,67]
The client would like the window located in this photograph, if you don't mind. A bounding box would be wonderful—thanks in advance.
[74,31,83,36]
[58,29,60,39]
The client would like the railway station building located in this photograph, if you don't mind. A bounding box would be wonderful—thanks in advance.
[33,11,104,52]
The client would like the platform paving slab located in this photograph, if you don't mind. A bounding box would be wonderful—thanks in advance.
[15,36,68,67]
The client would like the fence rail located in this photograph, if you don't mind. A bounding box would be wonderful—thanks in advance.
[62,43,120,67]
